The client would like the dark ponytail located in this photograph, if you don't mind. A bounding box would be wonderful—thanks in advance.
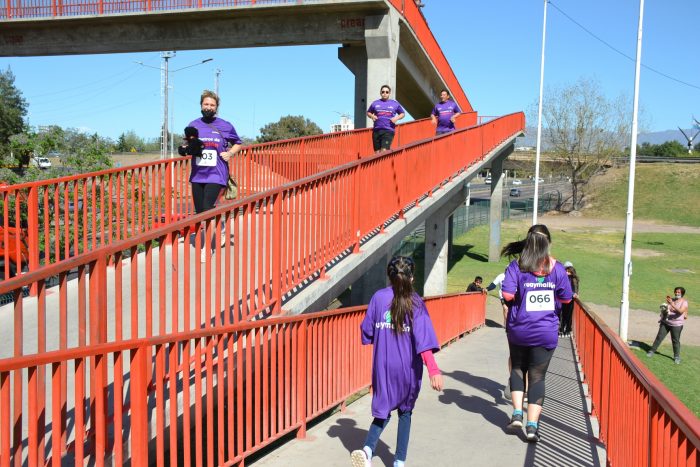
[501,224,552,273]
[387,256,416,333]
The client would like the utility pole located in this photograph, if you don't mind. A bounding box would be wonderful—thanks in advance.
[215,68,222,97]
[161,51,175,160]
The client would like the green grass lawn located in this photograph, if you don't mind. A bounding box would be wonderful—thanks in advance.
[629,344,700,418]
[446,220,700,314]
[585,163,700,226]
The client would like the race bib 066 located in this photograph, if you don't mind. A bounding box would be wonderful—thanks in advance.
[525,290,555,312]
[196,149,217,167]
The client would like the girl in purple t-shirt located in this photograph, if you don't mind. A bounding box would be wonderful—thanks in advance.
[351,256,443,467]
[500,224,572,443]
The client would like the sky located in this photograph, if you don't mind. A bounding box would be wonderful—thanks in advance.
[2,0,699,142]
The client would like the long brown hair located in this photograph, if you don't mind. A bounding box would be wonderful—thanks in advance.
[500,224,552,273]
[387,256,415,333]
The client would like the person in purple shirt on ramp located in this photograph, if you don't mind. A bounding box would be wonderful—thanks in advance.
[367,85,405,153]
[430,89,461,135]
[500,224,572,443]
[178,90,243,261]
[350,256,443,467]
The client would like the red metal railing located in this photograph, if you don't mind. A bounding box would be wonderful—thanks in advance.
[0,113,517,463]
[0,115,475,283]
[0,289,484,465]
[574,300,700,466]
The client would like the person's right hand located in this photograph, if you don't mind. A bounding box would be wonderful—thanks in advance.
[430,374,443,391]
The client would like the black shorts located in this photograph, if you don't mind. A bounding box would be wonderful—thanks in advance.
[372,129,395,151]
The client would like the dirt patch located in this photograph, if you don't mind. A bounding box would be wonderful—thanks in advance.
[586,302,699,346]
[540,212,700,235]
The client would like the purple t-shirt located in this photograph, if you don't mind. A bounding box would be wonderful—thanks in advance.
[432,100,461,133]
[187,117,242,186]
[502,259,573,349]
[360,287,439,418]
[367,99,405,133]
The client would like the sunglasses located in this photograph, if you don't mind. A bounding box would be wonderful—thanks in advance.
[381,90,390,94]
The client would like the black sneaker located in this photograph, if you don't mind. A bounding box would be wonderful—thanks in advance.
[507,412,523,430]
[526,424,540,442]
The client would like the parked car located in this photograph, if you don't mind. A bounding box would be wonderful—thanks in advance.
[484,176,492,184]
[31,156,52,169]
[510,188,521,197]
[512,179,522,185]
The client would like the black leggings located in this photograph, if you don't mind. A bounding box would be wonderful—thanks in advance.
[560,301,574,334]
[509,343,555,406]
[191,182,223,213]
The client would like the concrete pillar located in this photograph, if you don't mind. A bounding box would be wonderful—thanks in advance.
[339,10,400,129]
[338,45,369,131]
[350,254,388,305]
[424,205,451,297]
[488,158,504,262]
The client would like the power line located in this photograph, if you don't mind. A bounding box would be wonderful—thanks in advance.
[549,1,700,92]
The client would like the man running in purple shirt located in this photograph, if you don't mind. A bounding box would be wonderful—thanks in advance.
[431,89,461,135]
[367,85,405,153]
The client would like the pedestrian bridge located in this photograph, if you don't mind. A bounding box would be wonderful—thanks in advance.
[1,1,699,466]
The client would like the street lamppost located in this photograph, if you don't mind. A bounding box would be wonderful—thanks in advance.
[135,54,213,159]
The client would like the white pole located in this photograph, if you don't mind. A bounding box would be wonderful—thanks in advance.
[532,0,548,225]
[620,0,645,342]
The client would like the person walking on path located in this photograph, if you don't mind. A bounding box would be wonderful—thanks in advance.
[350,256,443,467]
[558,262,579,337]
[430,89,461,135]
[501,224,573,442]
[647,287,689,364]
[367,85,405,153]
[179,90,242,261]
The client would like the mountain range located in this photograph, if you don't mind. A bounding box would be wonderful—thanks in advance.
[515,128,699,149]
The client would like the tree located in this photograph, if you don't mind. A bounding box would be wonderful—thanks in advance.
[0,67,28,158]
[63,129,114,172]
[116,130,145,152]
[539,78,631,211]
[256,115,323,143]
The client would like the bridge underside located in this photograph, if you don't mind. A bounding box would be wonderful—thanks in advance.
[1,0,467,128]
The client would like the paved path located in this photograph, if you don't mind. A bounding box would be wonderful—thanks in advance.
[250,308,605,467]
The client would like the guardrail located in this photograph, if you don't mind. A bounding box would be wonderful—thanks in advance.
[574,300,700,466]
[0,290,484,465]
[0,115,475,285]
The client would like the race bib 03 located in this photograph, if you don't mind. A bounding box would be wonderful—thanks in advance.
[525,290,555,312]
[196,149,217,167]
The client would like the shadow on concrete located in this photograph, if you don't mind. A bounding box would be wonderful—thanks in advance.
[326,418,395,466]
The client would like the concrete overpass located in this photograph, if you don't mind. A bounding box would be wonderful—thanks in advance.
[0,0,474,130]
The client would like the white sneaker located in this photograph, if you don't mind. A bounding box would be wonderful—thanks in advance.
[350,449,371,467]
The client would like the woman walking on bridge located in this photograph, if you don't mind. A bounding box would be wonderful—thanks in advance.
[351,256,443,467]
[179,90,242,261]
[501,224,572,442]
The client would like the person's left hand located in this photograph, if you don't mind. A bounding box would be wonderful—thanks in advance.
[430,374,443,391]
[221,151,231,162]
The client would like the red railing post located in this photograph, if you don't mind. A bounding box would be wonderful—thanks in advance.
[27,186,40,296]
[351,161,361,253]
[296,320,308,439]
[130,345,149,465]
[272,192,282,314]
[164,162,173,225]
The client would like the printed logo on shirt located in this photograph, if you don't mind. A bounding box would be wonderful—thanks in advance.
[523,280,555,289]
[375,310,410,332]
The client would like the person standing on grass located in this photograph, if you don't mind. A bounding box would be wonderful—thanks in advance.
[351,256,443,467]
[647,287,688,364]
[501,224,572,442]
[367,85,405,153]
